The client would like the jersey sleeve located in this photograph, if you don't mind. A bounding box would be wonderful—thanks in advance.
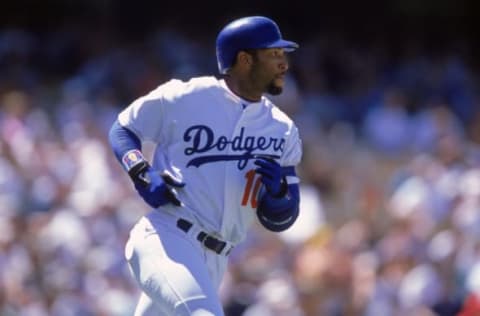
[281,123,302,167]
[117,80,181,144]
[281,124,302,184]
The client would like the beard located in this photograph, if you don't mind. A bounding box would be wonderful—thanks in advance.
[266,81,283,95]
[248,63,284,95]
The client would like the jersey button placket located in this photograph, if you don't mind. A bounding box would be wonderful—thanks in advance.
[221,104,249,238]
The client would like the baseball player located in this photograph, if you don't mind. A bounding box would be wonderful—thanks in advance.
[108,16,302,315]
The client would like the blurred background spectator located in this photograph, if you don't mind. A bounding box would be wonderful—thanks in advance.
[1,1,480,315]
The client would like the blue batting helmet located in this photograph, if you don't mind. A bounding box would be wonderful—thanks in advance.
[215,16,299,74]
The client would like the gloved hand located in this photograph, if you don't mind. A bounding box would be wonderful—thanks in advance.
[254,156,287,198]
[131,162,185,208]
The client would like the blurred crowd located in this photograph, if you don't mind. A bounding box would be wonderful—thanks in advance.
[1,24,480,316]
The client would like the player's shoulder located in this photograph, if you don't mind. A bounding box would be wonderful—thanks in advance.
[153,76,221,98]
[139,76,220,102]
[186,76,222,89]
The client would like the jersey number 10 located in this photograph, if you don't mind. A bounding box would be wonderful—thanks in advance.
[241,169,262,208]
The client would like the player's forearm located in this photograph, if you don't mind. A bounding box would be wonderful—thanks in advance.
[109,120,142,164]
[109,119,153,181]
[256,183,300,232]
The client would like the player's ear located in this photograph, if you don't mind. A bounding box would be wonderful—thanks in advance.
[237,51,253,68]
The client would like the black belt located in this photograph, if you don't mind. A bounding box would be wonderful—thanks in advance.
[177,218,232,255]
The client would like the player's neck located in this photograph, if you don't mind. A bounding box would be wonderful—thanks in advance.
[224,77,262,102]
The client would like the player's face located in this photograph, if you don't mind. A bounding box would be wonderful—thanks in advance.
[248,48,289,95]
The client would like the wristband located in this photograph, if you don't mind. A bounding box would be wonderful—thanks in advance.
[121,149,150,183]
[122,149,145,171]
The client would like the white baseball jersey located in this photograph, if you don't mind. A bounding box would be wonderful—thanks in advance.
[118,76,302,245]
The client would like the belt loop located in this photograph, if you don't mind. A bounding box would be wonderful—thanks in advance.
[225,246,233,256]
[197,232,207,243]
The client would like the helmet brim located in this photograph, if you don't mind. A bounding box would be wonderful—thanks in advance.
[266,39,299,52]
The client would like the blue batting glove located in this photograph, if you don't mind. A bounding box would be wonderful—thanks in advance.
[254,156,286,197]
[134,167,185,208]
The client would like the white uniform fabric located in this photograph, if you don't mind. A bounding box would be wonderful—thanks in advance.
[126,211,227,316]
[118,76,302,315]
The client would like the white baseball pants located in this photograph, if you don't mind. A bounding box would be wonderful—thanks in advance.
[125,212,228,316]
